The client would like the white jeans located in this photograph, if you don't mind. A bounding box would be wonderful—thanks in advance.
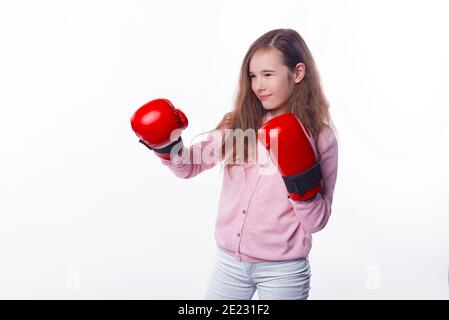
[205,249,311,300]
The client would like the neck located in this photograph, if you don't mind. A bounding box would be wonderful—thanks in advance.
[269,103,290,117]
[269,109,287,117]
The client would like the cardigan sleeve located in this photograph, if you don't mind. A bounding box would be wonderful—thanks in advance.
[159,129,224,179]
[289,126,339,233]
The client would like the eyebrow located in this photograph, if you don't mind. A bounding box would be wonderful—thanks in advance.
[249,69,276,74]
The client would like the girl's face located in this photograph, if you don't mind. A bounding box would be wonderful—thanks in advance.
[249,48,304,116]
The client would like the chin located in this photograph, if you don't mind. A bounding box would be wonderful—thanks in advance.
[263,105,280,113]
[262,103,276,111]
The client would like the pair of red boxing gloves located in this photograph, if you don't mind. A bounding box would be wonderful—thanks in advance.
[130,99,322,201]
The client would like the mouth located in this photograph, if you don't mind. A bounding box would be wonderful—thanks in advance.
[258,94,272,100]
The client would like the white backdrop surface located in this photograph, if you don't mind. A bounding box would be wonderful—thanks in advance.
[0,0,448,299]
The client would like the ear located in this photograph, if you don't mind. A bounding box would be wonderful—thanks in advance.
[293,63,306,83]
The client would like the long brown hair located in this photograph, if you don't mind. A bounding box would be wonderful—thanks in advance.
[213,28,335,172]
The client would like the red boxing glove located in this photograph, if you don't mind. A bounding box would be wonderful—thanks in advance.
[258,113,322,201]
[130,98,188,160]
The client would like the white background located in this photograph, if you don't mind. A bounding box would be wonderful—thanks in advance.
[0,0,448,299]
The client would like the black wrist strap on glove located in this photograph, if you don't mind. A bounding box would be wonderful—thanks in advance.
[282,162,322,195]
[139,137,183,154]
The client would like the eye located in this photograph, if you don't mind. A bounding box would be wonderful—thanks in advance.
[249,74,272,79]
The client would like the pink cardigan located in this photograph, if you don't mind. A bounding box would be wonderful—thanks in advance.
[161,114,338,262]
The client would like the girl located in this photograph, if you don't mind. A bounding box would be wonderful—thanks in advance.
[160,28,338,300]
